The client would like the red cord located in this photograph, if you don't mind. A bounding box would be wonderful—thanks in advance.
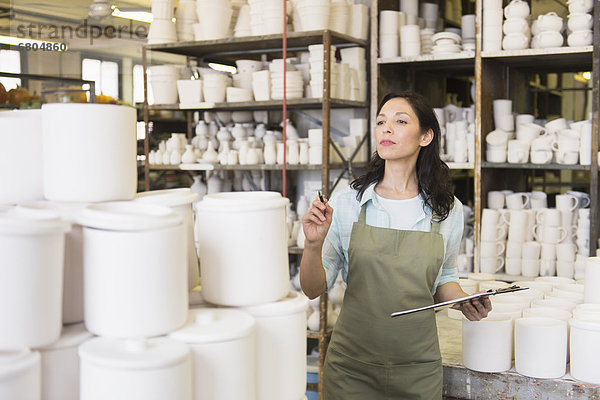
[282,0,287,198]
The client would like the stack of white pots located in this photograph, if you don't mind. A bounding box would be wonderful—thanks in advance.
[308,128,323,165]
[420,2,439,30]
[379,10,399,58]
[340,47,367,101]
[234,4,251,36]
[434,105,476,164]
[270,60,304,100]
[566,0,594,47]
[195,192,309,400]
[502,0,530,50]
[461,14,476,50]
[329,0,350,35]
[431,31,462,55]
[177,78,203,105]
[308,44,338,98]
[401,24,421,57]
[203,72,230,103]
[400,0,419,23]
[148,0,177,44]
[482,0,504,51]
[294,0,330,31]
[420,28,434,55]
[261,0,286,35]
[175,0,197,41]
[149,65,180,105]
[194,0,232,40]
[348,3,369,40]
[531,12,564,49]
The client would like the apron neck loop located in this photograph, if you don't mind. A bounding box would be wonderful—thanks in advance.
[430,215,441,234]
[358,203,368,224]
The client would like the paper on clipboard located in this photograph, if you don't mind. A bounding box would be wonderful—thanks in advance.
[390,285,529,318]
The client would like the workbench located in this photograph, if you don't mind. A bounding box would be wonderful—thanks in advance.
[437,312,600,399]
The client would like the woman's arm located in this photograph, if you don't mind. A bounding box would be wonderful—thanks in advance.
[434,282,491,321]
[300,197,334,299]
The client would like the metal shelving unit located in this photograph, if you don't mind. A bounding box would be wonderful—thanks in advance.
[143,29,369,400]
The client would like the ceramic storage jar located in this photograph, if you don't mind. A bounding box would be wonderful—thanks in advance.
[134,188,200,290]
[569,317,600,384]
[0,109,43,204]
[17,201,88,324]
[515,317,567,379]
[242,291,309,400]
[0,207,70,349]
[42,103,137,202]
[0,349,41,400]
[195,191,290,306]
[79,337,192,400]
[169,308,255,400]
[79,202,188,338]
[462,313,513,372]
[39,323,93,400]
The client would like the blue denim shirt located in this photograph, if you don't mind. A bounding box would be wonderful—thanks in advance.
[322,183,462,294]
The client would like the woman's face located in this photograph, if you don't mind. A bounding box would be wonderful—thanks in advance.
[375,97,433,161]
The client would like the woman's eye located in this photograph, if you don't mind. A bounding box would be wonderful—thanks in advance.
[376,120,385,125]
[397,120,407,124]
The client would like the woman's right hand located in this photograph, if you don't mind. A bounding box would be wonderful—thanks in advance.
[301,196,333,245]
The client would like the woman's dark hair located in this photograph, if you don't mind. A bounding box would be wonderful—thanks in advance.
[351,91,455,220]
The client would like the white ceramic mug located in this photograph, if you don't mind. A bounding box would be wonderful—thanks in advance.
[540,242,557,259]
[506,210,530,242]
[488,191,506,209]
[534,225,567,244]
[506,193,530,210]
[522,241,541,260]
[505,257,522,275]
[556,242,576,262]
[530,150,553,164]
[481,256,505,274]
[522,259,541,277]
[481,240,506,258]
[545,118,568,134]
[506,240,523,259]
[517,123,546,143]
[536,208,562,226]
[540,259,557,276]
[529,191,547,209]
[555,194,579,211]
[566,191,591,208]
[556,260,574,279]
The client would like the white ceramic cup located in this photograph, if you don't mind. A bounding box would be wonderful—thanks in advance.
[545,118,568,134]
[540,242,557,260]
[495,113,516,132]
[487,191,506,209]
[556,242,576,262]
[481,256,505,274]
[536,208,562,226]
[506,240,523,259]
[529,191,547,209]
[555,194,579,211]
[507,140,530,163]
[481,240,506,258]
[506,210,530,242]
[534,225,567,244]
[522,241,541,259]
[540,259,557,276]
[506,192,530,210]
[522,259,541,277]
[530,150,552,164]
[493,99,512,116]
[516,114,535,126]
[505,257,522,275]
[566,191,591,208]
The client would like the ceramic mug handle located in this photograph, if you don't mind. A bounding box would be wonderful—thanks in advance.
[532,224,542,242]
[580,196,591,208]
[497,241,506,256]
[557,227,568,243]
[568,195,579,211]
[495,257,505,272]
[496,226,507,241]
[521,193,530,208]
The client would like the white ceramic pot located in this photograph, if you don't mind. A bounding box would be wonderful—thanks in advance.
[0,110,43,204]
[134,189,200,290]
[573,304,600,320]
[79,202,188,338]
[569,318,600,383]
[241,291,309,400]
[512,280,553,294]
[535,276,575,287]
[0,349,41,400]
[39,323,93,400]
[532,298,577,311]
[169,309,255,400]
[584,257,600,303]
[79,337,192,400]
[0,208,70,349]
[42,104,137,202]
[522,307,571,322]
[17,201,88,324]
[196,192,290,306]
[515,317,567,378]
[462,313,513,372]
[490,303,523,319]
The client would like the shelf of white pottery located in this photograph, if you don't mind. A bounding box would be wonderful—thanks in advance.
[377,51,475,69]
[481,46,592,71]
[146,98,368,112]
[149,163,366,171]
[481,162,593,171]
[146,30,367,60]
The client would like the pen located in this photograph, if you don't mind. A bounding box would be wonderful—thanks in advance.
[318,191,326,217]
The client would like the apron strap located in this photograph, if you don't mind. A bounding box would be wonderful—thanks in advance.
[358,203,368,224]
[430,215,441,234]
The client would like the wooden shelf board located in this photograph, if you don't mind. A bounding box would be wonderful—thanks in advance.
[481,162,592,171]
[146,30,367,60]
[377,51,475,69]
[481,46,593,71]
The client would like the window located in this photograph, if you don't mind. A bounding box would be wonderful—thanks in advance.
[133,64,153,104]
[0,50,22,90]
[82,58,119,98]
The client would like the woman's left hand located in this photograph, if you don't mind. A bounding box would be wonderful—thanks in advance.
[452,291,492,321]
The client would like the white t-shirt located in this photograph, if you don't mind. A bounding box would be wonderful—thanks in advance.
[374,192,422,230]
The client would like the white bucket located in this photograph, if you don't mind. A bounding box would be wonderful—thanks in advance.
[0,349,41,400]
[169,308,255,400]
[0,110,43,204]
[462,313,513,372]
[79,337,192,400]
[569,317,600,384]
[242,291,309,400]
[42,103,137,202]
[135,189,200,290]
[515,317,567,378]
[79,202,188,338]
[39,323,93,400]
[196,192,290,306]
[584,257,600,303]
[0,208,70,349]
[17,201,88,324]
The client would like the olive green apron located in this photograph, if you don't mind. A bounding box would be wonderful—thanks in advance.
[323,203,445,399]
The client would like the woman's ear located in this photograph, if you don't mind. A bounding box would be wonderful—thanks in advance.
[420,129,434,147]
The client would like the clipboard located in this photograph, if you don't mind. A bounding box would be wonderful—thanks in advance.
[390,285,529,318]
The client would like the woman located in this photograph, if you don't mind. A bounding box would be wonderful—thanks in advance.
[300,92,491,399]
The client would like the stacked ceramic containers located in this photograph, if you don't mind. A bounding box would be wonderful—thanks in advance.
[420,2,439,30]
[270,60,304,100]
[401,24,421,57]
[293,0,330,32]
[340,47,367,101]
[329,0,349,35]
[379,10,399,58]
[431,31,462,55]
[566,0,594,47]
[531,12,564,49]
[203,72,230,103]
[148,0,177,44]
[434,104,476,164]
[175,0,197,41]
[308,44,338,98]
[502,0,530,50]
[177,78,203,106]
[149,65,180,105]
[483,0,504,51]
[461,14,476,50]
[194,0,232,40]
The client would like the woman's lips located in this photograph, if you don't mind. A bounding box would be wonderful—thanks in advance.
[379,140,396,146]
